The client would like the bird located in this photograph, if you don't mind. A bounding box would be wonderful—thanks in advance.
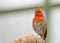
[32,8,47,40]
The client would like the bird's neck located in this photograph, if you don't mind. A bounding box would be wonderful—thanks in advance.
[33,16,42,22]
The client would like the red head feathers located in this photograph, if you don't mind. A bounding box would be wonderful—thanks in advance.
[33,8,43,22]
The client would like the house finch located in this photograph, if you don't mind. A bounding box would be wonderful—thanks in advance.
[32,8,47,40]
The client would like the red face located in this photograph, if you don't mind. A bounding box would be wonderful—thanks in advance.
[33,8,43,22]
[35,11,43,17]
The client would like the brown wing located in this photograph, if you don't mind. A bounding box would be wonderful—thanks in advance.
[39,17,47,40]
[32,16,47,40]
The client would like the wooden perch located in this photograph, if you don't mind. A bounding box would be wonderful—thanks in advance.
[13,34,47,43]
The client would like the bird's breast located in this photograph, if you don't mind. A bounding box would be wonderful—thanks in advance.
[33,21,44,32]
[33,17,42,22]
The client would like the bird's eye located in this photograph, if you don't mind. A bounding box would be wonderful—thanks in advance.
[37,11,41,13]
[35,11,41,14]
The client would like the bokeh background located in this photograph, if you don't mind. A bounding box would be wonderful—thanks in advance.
[0,0,60,43]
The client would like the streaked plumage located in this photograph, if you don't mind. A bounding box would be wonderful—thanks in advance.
[32,8,47,40]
